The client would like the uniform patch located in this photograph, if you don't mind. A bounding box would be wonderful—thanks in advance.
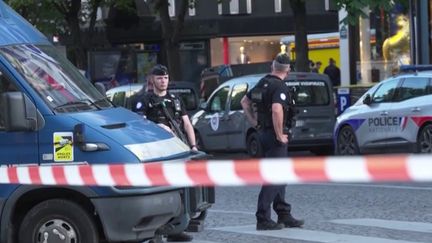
[136,102,142,109]
[280,93,286,101]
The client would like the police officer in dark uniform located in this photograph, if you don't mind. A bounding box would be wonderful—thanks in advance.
[241,53,304,231]
[131,64,197,242]
[132,64,198,152]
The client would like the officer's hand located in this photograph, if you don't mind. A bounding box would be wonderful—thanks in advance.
[157,123,174,134]
[191,146,199,152]
[277,134,289,144]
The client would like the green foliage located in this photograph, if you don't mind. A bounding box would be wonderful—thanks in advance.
[334,0,407,25]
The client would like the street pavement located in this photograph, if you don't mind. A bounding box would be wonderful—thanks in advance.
[159,152,432,243]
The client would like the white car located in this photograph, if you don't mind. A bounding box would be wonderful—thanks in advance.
[334,67,432,155]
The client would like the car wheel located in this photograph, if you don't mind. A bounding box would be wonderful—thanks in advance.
[247,132,263,157]
[336,126,360,155]
[417,124,432,153]
[18,199,99,243]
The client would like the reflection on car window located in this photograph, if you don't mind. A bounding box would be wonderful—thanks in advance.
[210,86,229,112]
[396,78,430,101]
[372,79,399,103]
[230,83,248,111]
[285,80,329,106]
[0,45,112,113]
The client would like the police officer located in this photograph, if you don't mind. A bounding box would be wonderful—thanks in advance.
[241,53,304,231]
[131,64,196,242]
[132,64,198,152]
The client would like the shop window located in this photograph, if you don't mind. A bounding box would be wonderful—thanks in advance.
[168,0,175,17]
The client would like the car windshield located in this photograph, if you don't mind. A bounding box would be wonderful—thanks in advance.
[285,80,329,106]
[0,44,113,113]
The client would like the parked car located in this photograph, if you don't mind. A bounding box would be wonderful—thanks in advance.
[334,65,432,155]
[192,72,336,157]
[106,81,201,116]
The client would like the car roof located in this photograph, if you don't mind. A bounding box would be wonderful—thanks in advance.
[222,72,331,87]
[0,1,50,46]
[105,81,199,96]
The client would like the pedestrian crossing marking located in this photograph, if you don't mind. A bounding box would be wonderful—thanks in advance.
[331,218,432,234]
[211,225,424,243]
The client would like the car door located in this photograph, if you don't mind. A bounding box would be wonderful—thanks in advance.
[354,78,399,150]
[386,77,431,149]
[195,85,231,150]
[225,83,249,150]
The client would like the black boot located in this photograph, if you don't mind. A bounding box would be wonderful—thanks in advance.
[166,232,193,242]
[256,219,284,231]
[277,214,304,228]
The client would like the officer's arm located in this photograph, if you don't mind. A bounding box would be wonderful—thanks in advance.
[182,115,197,150]
[272,103,288,143]
[241,95,257,127]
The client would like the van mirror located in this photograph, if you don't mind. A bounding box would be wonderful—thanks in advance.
[1,92,43,131]
[363,94,372,105]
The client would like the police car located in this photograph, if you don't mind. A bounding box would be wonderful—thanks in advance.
[334,65,432,155]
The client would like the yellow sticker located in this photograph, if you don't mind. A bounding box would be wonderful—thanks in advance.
[53,132,74,162]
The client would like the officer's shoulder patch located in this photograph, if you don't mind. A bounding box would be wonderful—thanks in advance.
[136,102,142,109]
[280,93,286,101]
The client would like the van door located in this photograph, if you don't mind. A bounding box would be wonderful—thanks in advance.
[287,79,335,146]
[0,69,39,164]
[196,85,230,150]
[226,83,249,150]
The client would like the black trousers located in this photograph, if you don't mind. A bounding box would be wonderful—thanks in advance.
[256,129,291,222]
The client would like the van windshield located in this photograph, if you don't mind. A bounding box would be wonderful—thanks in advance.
[0,44,113,113]
[285,80,330,106]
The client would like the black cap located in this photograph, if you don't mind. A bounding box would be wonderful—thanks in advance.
[274,53,290,65]
[150,64,169,75]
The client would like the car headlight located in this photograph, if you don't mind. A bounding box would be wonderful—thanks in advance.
[124,136,190,162]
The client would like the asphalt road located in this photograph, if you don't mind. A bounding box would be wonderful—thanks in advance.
[156,152,432,243]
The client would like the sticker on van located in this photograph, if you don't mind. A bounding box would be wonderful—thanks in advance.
[53,132,74,162]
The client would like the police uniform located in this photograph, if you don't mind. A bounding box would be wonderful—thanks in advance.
[132,91,188,141]
[247,73,294,226]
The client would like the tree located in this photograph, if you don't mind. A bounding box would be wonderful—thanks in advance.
[334,0,400,25]
[289,0,309,72]
[152,0,192,81]
[6,0,133,69]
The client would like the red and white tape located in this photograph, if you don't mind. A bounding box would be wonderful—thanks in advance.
[1,154,432,187]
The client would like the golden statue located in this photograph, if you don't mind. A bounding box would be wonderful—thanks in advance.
[382,15,410,65]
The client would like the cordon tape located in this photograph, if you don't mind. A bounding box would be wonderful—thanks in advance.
[1,154,432,187]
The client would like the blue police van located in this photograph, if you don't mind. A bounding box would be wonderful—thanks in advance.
[0,2,209,242]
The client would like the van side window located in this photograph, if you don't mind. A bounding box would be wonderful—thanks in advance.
[229,83,248,111]
[209,86,229,112]
[396,78,429,101]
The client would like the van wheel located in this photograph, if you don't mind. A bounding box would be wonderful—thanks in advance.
[417,124,432,153]
[247,132,263,157]
[18,199,99,243]
[336,126,360,155]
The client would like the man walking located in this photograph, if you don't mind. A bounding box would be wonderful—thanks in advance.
[241,53,304,231]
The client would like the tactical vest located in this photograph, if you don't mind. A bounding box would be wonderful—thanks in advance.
[146,93,184,129]
[250,76,296,132]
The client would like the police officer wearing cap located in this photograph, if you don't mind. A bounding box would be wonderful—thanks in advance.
[131,64,197,242]
[241,53,304,231]
[132,64,198,152]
